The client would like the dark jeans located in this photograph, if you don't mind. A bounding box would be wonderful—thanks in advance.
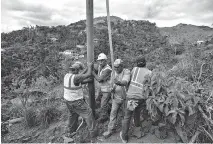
[121,99,147,140]
[65,98,97,138]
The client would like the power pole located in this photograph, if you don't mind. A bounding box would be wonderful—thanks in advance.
[86,0,96,116]
[106,0,115,82]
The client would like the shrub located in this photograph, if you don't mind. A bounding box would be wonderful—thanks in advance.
[143,70,213,143]
[38,103,62,128]
[22,107,38,128]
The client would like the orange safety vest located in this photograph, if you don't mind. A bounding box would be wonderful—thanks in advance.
[98,64,112,92]
[63,73,83,101]
[127,67,151,99]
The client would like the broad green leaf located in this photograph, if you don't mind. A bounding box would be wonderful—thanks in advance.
[144,89,150,98]
[159,103,165,112]
[178,99,185,109]
[186,99,193,105]
[167,77,175,87]
[153,99,159,106]
[192,96,201,106]
[151,76,157,86]
[164,97,172,104]
[167,109,177,115]
[164,105,169,116]
[157,85,161,93]
[158,96,165,103]
[177,109,185,114]
[173,98,179,108]
[178,113,185,126]
[171,112,177,124]
[187,106,195,116]
[175,125,188,143]
[178,92,186,100]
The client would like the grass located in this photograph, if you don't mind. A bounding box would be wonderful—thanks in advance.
[23,107,38,128]
[38,104,62,128]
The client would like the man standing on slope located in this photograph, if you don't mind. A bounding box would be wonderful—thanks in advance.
[92,53,112,122]
[120,56,152,143]
[64,61,97,140]
[103,59,131,138]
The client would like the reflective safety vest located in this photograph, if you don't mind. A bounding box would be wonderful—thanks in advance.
[63,73,83,101]
[98,64,112,92]
[127,67,151,99]
[111,68,130,100]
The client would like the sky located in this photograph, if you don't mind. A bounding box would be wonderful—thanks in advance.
[1,0,213,33]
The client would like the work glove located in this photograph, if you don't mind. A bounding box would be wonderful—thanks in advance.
[127,100,139,111]
[114,78,122,86]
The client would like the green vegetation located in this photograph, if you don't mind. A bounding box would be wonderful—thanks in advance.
[1,16,213,143]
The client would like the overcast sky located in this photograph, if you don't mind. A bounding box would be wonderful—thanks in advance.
[1,0,213,33]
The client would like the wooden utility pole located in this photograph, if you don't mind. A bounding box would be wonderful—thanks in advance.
[86,0,96,116]
[106,0,115,82]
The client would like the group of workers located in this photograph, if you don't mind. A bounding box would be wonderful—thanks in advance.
[63,53,152,143]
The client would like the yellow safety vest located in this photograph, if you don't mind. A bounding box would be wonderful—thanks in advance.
[127,67,151,99]
[98,64,112,92]
[63,73,83,101]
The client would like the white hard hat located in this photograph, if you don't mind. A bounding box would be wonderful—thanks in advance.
[97,53,107,60]
[114,59,123,67]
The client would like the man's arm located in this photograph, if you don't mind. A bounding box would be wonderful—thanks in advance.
[79,67,88,75]
[74,63,93,85]
[92,69,111,82]
[114,69,131,86]
[92,71,100,82]
[81,77,93,84]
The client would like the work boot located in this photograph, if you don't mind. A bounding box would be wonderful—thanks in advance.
[103,130,112,138]
[120,131,127,143]
[132,127,145,139]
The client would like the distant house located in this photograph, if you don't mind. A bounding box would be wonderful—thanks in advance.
[76,45,85,49]
[60,50,78,58]
[76,45,86,55]
[197,40,204,45]
[50,37,58,42]
[47,33,59,42]
[94,38,99,43]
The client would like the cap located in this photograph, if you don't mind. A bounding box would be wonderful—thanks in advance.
[136,56,146,65]
[70,61,84,70]
[97,53,107,60]
[114,59,123,67]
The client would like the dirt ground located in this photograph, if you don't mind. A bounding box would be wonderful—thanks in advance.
[2,85,178,143]
[2,120,178,143]
[2,104,178,143]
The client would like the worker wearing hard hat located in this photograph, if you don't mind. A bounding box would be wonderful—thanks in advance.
[103,59,131,138]
[120,56,152,143]
[92,53,112,122]
[64,61,97,139]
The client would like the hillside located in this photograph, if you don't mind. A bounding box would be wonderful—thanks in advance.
[1,16,213,143]
[160,23,213,45]
[1,16,169,94]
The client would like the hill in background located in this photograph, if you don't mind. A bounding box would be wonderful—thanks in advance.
[1,16,213,96]
[1,16,213,143]
[160,23,213,45]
